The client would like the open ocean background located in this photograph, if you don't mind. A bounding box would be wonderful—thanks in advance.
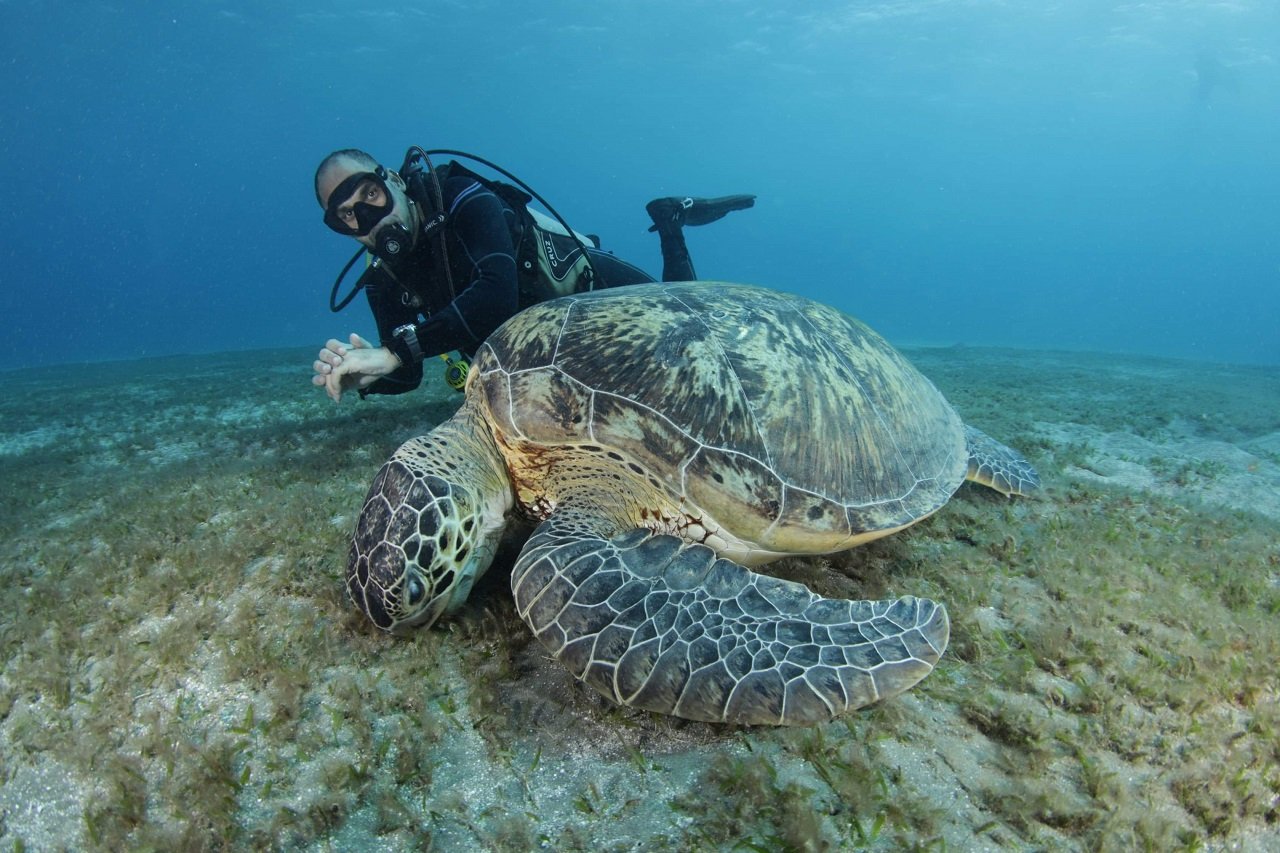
[2,0,1277,370]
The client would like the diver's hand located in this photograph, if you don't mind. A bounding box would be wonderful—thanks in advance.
[311,333,401,403]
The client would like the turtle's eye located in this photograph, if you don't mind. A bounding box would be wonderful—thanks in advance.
[405,576,426,606]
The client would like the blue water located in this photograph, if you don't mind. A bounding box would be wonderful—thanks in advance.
[3,1,1277,369]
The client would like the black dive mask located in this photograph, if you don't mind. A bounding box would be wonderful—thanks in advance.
[323,165,393,236]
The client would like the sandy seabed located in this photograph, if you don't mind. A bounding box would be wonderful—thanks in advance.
[0,345,1276,851]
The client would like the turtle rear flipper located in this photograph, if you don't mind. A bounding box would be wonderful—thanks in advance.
[964,424,1041,497]
[511,511,949,726]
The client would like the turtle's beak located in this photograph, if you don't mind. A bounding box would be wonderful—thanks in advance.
[391,593,451,635]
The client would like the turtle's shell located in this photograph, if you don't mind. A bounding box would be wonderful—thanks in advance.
[470,282,967,554]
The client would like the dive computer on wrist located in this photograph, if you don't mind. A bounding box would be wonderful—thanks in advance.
[391,323,424,364]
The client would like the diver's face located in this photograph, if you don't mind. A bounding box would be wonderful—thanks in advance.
[319,162,415,249]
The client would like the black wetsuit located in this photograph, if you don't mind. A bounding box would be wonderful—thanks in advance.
[359,167,657,396]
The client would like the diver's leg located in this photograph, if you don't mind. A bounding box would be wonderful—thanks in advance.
[645,195,756,282]
[654,225,696,282]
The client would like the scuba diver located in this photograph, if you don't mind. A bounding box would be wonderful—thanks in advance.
[311,147,755,402]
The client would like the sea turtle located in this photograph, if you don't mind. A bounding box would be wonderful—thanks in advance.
[347,283,1039,725]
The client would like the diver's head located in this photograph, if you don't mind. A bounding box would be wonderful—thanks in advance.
[315,149,419,257]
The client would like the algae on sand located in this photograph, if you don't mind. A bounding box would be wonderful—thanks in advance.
[0,346,1276,850]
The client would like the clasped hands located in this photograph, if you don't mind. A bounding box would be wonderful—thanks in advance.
[312,333,402,402]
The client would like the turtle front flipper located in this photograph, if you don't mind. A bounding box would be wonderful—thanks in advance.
[964,424,1041,496]
[511,511,949,725]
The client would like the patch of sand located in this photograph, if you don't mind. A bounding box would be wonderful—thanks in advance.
[1043,419,1280,520]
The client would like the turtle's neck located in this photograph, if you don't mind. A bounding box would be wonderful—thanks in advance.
[425,397,515,523]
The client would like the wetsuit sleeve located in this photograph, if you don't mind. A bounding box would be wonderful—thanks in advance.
[360,266,424,397]
[407,179,520,358]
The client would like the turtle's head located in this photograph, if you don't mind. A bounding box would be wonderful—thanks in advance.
[346,451,506,634]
